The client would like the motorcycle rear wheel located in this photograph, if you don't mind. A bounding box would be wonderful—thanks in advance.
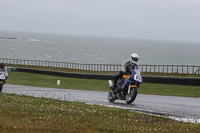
[0,84,3,93]
[108,90,116,102]
[125,87,138,104]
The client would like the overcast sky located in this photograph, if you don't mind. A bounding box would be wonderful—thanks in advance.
[0,0,200,42]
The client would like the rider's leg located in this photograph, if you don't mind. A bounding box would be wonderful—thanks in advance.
[113,71,123,90]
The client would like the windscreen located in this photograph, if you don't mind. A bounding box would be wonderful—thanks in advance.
[134,69,141,75]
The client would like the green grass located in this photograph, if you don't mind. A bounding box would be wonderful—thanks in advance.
[7,72,108,91]
[6,72,200,98]
[0,93,199,132]
[140,83,200,97]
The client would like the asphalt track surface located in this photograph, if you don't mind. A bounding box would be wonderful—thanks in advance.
[3,84,200,123]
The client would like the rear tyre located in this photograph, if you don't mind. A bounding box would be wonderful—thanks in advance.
[108,90,116,102]
[0,84,3,93]
[125,87,137,104]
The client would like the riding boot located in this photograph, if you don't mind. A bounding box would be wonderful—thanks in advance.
[111,83,117,90]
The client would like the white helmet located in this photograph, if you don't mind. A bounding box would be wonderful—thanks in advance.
[130,53,139,64]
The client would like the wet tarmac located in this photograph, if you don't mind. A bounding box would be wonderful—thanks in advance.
[2,84,200,122]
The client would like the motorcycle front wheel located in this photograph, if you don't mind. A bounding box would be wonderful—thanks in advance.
[108,90,116,102]
[125,87,138,104]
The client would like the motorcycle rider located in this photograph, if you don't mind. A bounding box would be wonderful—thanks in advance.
[0,63,8,83]
[112,53,139,92]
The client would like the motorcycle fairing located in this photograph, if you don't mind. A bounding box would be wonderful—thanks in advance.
[119,69,142,90]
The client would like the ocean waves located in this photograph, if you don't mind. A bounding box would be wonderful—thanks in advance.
[1,31,200,65]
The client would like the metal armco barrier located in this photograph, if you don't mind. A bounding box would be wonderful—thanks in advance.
[1,58,200,74]
[16,68,113,80]
[143,76,200,86]
[16,68,200,86]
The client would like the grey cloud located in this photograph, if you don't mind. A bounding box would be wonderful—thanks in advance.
[0,0,200,42]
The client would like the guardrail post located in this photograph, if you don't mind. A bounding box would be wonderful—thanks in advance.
[167,65,168,73]
[177,65,178,73]
[195,67,200,74]
[182,66,183,74]
[192,66,194,74]
[199,67,200,74]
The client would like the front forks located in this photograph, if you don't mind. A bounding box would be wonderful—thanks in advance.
[128,84,131,94]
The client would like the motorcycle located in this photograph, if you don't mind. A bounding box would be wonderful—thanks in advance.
[0,70,7,93]
[108,69,143,104]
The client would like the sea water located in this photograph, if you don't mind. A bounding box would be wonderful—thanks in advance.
[0,31,200,66]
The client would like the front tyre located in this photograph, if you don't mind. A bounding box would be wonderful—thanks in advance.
[108,90,116,102]
[125,87,138,104]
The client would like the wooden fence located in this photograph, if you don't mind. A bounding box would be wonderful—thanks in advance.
[1,58,200,74]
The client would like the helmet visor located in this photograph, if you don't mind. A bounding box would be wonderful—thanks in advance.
[131,57,138,62]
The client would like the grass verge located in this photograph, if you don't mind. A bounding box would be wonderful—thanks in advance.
[0,93,199,132]
[6,72,200,98]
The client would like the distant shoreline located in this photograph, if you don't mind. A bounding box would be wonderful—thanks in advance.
[0,37,19,40]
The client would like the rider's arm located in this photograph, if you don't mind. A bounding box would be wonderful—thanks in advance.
[121,60,129,72]
[133,64,139,69]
